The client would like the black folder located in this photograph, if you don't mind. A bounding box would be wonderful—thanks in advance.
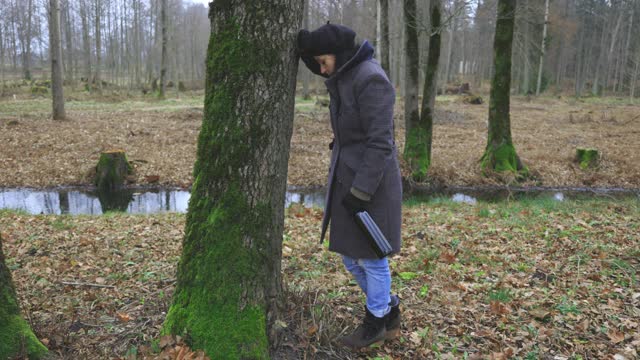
[354,210,393,259]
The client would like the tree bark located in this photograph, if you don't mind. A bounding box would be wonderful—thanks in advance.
[521,0,531,94]
[0,235,48,359]
[481,0,526,176]
[618,8,633,94]
[0,19,4,95]
[535,0,549,95]
[379,0,390,76]
[592,13,607,95]
[631,50,640,99]
[21,0,33,80]
[49,0,66,120]
[301,0,311,99]
[604,10,622,92]
[403,0,420,143]
[94,0,102,90]
[161,1,302,358]
[159,0,167,98]
[62,0,74,83]
[405,0,442,180]
[80,0,92,85]
[444,16,454,86]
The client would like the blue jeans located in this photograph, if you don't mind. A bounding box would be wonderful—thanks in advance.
[342,255,391,318]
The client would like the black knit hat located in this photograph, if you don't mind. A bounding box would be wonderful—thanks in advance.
[297,23,356,56]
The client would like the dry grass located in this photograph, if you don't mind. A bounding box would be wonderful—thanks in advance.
[1,93,639,189]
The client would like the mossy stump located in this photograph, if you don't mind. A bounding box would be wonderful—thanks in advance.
[576,148,599,169]
[463,94,483,104]
[95,150,132,192]
[0,235,48,359]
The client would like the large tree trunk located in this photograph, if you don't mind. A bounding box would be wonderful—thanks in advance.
[403,0,420,149]
[405,0,442,180]
[535,0,549,95]
[159,0,167,98]
[162,1,302,358]
[378,0,390,76]
[481,0,527,176]
[0,235,48,359]
[49,0,66,120]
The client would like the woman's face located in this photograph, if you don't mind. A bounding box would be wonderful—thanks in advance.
[314,54,336,76]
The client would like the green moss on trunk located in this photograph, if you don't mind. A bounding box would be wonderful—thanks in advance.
[575,148,599,169]
[480,142,527,174]
[162,187,271,359]
[404,127,431,180]
[0,236,48,359]
[482,0,527,178]
[163,2,301,358]
[404,0,442,181]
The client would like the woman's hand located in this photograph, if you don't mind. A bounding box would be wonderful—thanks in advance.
[342,192,369,215]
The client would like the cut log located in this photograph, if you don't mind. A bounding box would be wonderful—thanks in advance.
[95,150,132,191]
[575,148,599,169]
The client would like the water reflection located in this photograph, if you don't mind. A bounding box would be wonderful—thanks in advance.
[0,188,324,215]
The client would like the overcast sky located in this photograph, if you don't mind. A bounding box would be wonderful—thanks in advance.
[187,0,210,5]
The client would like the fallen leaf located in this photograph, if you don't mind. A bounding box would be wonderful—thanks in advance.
[116,312,133,322]
[609,329,625,344]
[490,301,510,315]
[529,308,551,320]
[439,251,457,264]
[307,325,318,336]
[159,335,176,349]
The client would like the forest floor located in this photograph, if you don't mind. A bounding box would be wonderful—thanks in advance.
[1,197,638,359]
[0,90,639,189]
[1,90,639,359]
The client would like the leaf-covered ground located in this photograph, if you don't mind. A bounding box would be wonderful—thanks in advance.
[1,92,640,188]
[1,197,638,359]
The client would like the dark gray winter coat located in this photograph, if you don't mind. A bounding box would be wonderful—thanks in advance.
[304,41,402,259]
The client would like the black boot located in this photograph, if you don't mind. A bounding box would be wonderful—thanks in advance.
[339,307,387,349]
[384,295,401,340]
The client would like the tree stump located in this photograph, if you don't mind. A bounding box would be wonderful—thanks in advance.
[576,148,599,169]
[463,94,483,104]
[95,150,132,191]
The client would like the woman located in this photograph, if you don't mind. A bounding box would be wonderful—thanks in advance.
[297,23,403,349]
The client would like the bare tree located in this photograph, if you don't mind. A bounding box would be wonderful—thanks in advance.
[378,0,390,75]
[536,0,549,95]
[405,0,443,180]
[94,0,102,90]
[49,0,65,120]
[481,0,527,176]
[159,0,167,98]
[403,0,420,154]
[79,0,92,85]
